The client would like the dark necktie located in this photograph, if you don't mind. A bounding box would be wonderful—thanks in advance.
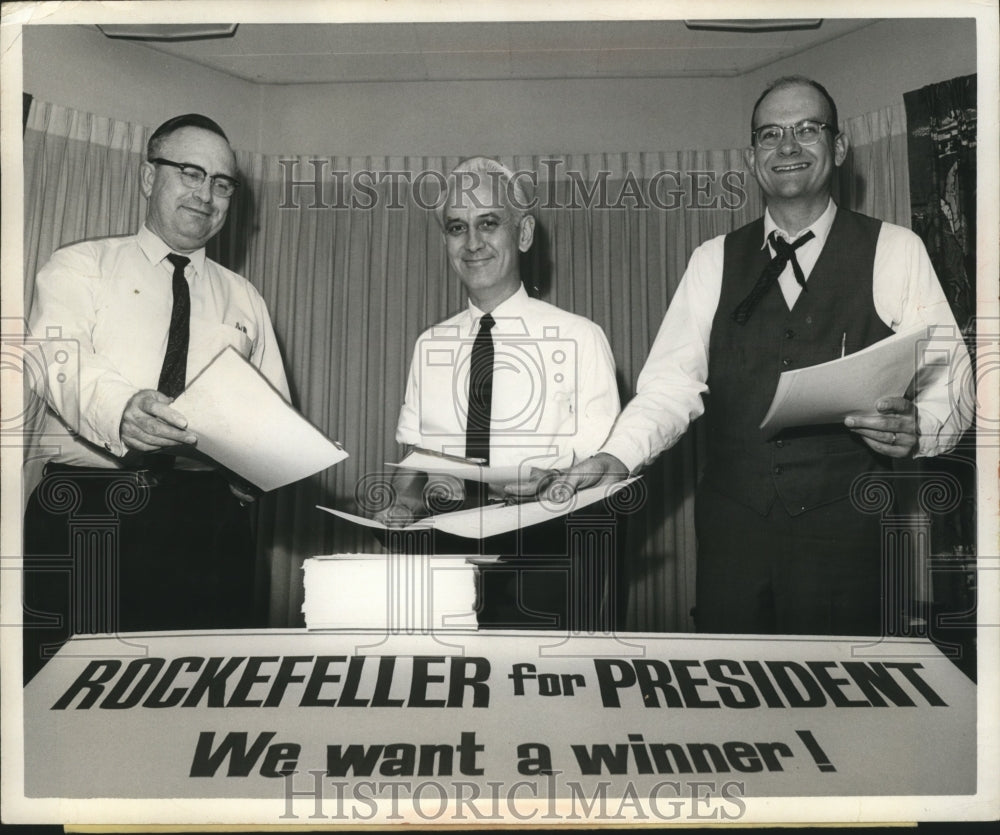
[731,230,815,325]
[465,313,496,464]
[157,253,191,397]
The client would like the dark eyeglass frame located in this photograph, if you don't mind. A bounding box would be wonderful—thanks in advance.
[148,157,240,198]
[751,120,834,150]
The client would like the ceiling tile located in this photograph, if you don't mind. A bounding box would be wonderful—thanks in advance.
[126,19,879,85]
[422,50,513,81]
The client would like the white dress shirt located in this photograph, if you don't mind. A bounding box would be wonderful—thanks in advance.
[397,284,620,471]
[601,200,973,471]
[29,225,290,467]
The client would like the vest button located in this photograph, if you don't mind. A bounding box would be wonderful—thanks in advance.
[773,465,783,475]
[781,357,791,367]
[805,316,813,324]
[775,439,785,448]
[784,329,795,339]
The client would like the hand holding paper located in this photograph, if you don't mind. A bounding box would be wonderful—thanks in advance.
[119,389,196,451]
[320,477,637,539]
[320,506,434,532]
[373,497,432,528]
[373,455,469,526]
[758,326,930,437]
[170,347,349,491]
[845,396,919,458]
[502,452,630,504]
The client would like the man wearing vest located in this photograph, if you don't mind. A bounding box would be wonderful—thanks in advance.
[509,76,973,636]
[23,114,290,682]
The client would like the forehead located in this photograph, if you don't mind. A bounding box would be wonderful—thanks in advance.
[755,83,831,126]
[158,127,236,175]
[444,177,511,220]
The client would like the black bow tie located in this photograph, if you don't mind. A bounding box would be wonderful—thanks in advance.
[731,230,815,325]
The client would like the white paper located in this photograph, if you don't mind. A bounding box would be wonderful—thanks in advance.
[318,506,435,531]
[171,347,349,491]
[302,554,478,630]
[390,448,523,484]
[759,327,931,436]
[431,478,638,537]
[319,477,639,539]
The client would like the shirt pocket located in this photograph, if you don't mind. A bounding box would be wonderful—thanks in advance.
[221,323,254,359]
[544,387,577,436]
[188,318,254,378]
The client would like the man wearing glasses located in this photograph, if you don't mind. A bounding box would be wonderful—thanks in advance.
[378,157,621,631]
[23,114,289,681]
[513,76,972,637]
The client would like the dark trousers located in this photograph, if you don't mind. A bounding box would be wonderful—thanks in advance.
[474,519,576,630]
[382,507,622,633]
[694,484,884,637]
[22,464,262,683]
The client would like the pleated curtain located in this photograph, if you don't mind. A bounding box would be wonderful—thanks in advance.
[22,99,911,631]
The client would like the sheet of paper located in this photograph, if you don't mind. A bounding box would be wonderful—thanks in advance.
[317,506,434,531]
[171,347,348,491]
[390,448,523,485]
[320,477,639,539]
[430,478,638,538]
[758,327,931,436]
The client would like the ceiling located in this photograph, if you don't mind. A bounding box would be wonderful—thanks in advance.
[115,19,878,85]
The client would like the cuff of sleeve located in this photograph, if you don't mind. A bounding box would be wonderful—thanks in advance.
[90,382,138,458]
[598,439,643,474]
[914,410,945,459]
[395,427,422,448]
[573,417,618,462]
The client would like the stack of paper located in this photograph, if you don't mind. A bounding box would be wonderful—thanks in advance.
[302,554,479,630]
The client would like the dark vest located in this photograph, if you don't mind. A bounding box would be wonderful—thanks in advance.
[703,209,893,516]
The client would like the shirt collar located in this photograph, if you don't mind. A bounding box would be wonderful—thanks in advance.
[467,283,529,331]
[138,224,207,276]
[762,198,837,251]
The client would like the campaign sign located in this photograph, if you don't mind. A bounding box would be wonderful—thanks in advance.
[18,629,976,824]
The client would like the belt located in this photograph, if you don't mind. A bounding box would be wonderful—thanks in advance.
[43,462,218,489]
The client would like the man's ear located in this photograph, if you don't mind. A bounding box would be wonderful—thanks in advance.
[743,146,756,174]
[833,131,850,167]
[140,161,156,199]
[518,214,535,252]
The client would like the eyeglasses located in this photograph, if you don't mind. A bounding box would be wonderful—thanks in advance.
[148,157,240,198]
[751,120,834,150]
